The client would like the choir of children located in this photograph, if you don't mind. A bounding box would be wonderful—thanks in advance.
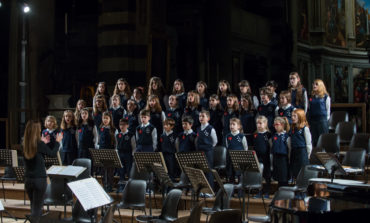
[42,74,330,194]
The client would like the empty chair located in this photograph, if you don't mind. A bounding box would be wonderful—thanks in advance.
[72,158,92,180]
[71,200,96,223]
[173,200,204,223]
[43,177,73,213]
[116,179,147,223]
[235,165,267,220]
[335,122,357,145]
[136,189,182,223]
[316,133,340,155]
[1,166,16,201]
[328,111,349,132]
[279,165,318,193]
[247,190,295,222]
[349,133,370,153]
[342,150,366,170]
[202,184,234,222]
[213,146,227,173]
[208,209,242,223]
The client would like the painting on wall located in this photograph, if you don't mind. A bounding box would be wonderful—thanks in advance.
[353,68,369,103]
[298,0,309,41]
[334,65,348,102]
[355,0,370,47]
[325,0,346,47]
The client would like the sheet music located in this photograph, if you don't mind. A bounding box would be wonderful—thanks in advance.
[47,166,64,175]
[68,177,112,211]
[0,200,4,211]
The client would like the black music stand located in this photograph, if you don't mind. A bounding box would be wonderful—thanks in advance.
[68,177,114,223]
[151,163,174,201]
[47,165,86,218]
[0,149,17,202]
[175,151,210,172]
[134,152,167,217]
[44,151,62,168]
[89,149,123,192]
[229,150,261,222]
[183,166,214,204]
[315,152,346,183]
[13,167,26,205]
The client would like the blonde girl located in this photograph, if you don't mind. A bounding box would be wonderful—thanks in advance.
[254,115,271,198]
[288,72,308,113]
[113,78,132,109]
[289,109,312,179]
[42,115,59,149]
[307,79,330,146]
[271,117,290,187]
[74,99,86,122]
[60,110,77,165]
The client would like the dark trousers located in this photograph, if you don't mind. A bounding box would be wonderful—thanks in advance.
[118,152,133,181]
[309,118,328,147]
[25,177,47,216]
[202,150,214,190]
[61,151,76,165]
[163,152,179,179]
[136,145,154,152]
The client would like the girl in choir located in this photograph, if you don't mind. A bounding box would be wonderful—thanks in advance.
[42,115,59,149]
[217,80,231,109]
[148,76,168,110]
[92,95,108,129]
[307,79,330,147]
[289,109,312,179]
[239,94,257,146]
[109,94,126,131]
[288,72,308,113]
[94,81,110,107]
[74,99,86,123]
[113,78,132,110]
[209,94,223,145]
[196,81,209,110]
[238,80,259,109]
[225,118,248,182]
[222,94,240,145]
[76,108,97,159]
[23,120,62,217]
[265,80,279,106]
[275,90,295,124]
[60,110,78,165]
[253,115,271,198]
[257,87,277,132]
[172,79,187,110]
[96,111,115,192]
[123,99,139,135]
[165,95,183,134]
[270,117,290,187]
[132,87,146,110]
[183,90,201,131]
[145,95,166,136]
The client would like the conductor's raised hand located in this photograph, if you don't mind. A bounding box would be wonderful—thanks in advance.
[56,132,63,143]
[41,135,50,144]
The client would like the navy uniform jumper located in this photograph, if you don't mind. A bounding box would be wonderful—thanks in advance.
[289,126,309,178]
[271,132,289,185]
[136,124,155,152]
[160,132,179,179]
[254,132,271,193]
[61,127,77,165]
[77,124,94,158]
[116,131,134,180]
[178,131,197,152]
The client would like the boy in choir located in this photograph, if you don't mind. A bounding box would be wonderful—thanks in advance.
[159,118,179,179]
[136,109,157,152]
[196,110,218,195]
[176,116,197,153]
[257,87,277,132]
[116,118,136,192]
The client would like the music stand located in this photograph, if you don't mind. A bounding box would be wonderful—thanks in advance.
[315,152,346,183]
[0,149,17,202]
[44,151,62,168]
[68,177,113,223]
[134,152,167,217]
[183,166,214,203]
[13,167,26,205]
[229,150,261,222]
[151,163,174,202]
[47,165,86,218]
[175,151,210,172]
[89,149,123,191]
